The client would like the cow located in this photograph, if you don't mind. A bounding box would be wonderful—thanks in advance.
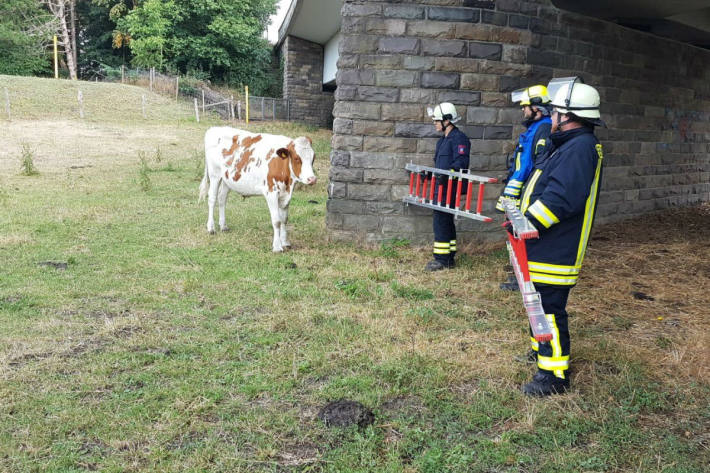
[199,127,317,252]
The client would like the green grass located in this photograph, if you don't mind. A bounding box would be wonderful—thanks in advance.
[0,75,708,472]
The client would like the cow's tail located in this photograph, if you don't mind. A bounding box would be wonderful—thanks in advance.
[198,149,209,202]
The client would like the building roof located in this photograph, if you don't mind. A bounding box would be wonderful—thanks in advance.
[276,0,344,48]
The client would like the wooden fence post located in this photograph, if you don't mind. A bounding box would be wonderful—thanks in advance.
[121,65,125,83]
[272,98,276,121]
[286,98,290,122]
[202,89,205,114]
[230,95,235,120]
[142,94,146,119]
[194,98,200,123]
[4,88,10,120]
[149,68,153,91]
[237,101,241,120]
[261,97,265,120]
[175,75,179,101]
[78,90,84,119]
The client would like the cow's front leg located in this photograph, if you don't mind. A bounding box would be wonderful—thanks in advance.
[265,192,284,252]
[218,181,230,232]
[278,201,290,248]
[206,177,221,234]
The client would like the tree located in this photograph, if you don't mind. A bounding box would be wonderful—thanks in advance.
[0,0,54,76]
[41,0,79,79]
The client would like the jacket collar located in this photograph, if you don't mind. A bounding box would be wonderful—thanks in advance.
[550,126,594,147]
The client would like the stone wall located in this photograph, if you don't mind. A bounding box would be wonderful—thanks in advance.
[282,35,335,127]
[327,0,710,244]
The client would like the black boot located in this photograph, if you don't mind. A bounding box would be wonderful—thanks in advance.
[522,371,570,397]
[513,349,538,364]
[424,259,455,272]
[499,274,519,291]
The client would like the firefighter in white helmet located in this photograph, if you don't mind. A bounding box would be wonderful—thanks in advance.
[498,84,553,292]
[424,103,470,271]
[508,77,605,396]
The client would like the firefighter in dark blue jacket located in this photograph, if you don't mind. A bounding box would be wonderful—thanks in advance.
[498,85,553,291]
[424,102,470,271]
[514,78,605,396]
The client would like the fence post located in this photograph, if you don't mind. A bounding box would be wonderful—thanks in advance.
[121,65,125,84]
[230,95,235,120]
[202,89,205,114]
[141,94,146,119]
[261,97,265,120]
[245,86,249,124]
[4,88,10,120]
[287,98,290,122]
[194,98,200,123]
[272,98,276,121]
[237,101,241,120]
[175,75,179,101]
[77,90,84,118]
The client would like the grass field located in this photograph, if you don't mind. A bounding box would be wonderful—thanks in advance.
[0,75,708,472]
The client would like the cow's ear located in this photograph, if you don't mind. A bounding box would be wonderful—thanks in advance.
[276,147,289,159]
[306,136,312,145]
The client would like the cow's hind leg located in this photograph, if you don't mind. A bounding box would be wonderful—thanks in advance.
[206,177,220,234]
[265,192,284,252]
[218,181,230,232]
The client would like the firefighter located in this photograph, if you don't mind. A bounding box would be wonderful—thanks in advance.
[511,78,605,396]
[424,103,470,271]
[498,85,553,292]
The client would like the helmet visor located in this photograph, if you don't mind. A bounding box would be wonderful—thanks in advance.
[426,106,435,118]
[547,77,579,107]
[511,88,529,104]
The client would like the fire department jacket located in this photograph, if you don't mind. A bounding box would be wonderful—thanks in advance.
[434,127,470,172]
[519,127,604,287]
[497,117,551,211]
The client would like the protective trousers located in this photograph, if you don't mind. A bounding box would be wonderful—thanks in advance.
[433,208,456,264]
[529,285,570,379]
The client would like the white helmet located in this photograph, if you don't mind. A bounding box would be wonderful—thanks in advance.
[548,78,600,119]
[427,102,461,123]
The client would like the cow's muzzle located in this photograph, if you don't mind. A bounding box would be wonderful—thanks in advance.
[305,176,317,185]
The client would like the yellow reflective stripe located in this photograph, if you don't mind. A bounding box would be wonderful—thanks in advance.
[528,200,559,228]
[449,240,456,244]
[434,242,450,248]
[528,262,580,275]
[520,169,542,214]
[504,187,521,197]
[575,144,604,267]
[507,180,523,188]
[515,152,521,171]
[530,272,577,286]
[537,356,570,370]
[433,249,450,254]
[536,139,546,147]
[548,313,566,378]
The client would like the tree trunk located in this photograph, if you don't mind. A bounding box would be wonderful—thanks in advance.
[70,0,77,75]
[43,1,77,80]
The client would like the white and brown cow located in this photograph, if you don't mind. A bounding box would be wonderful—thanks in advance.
[199,127,317,252]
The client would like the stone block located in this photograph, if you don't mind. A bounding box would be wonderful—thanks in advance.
[382,103,426,121]
[421,72,460,89]
[394,123,441,138]
[406,21,456,39]
[428,7,479,23]
[337,69,375,86]
[376,70,418,87]
[359,54,402,69]
[330,150,350,167]
[434,57,480,73]
[335,86,357,101]
[499,75,522,92]
[404,56,436,71]
[329,166,363,183]
[337,54,359,69]
[365,201,405,215]
[350,152,395,169]
[329,183,347,199]
[333,102,381,120]
[437,90,481,105]
[469,42,503,60]
[466,107,498,124]
[400,88,438,103]
[481,92,508,107]
[348,184,391,201]
[356,86,400,102]
[353,120,394,137]
[342,4,382,17]
[364,137,418,153]
[382,216,419,234]
[496,0,522,13]
[421,39,468,57]
[463,0,495,8]
[461,73,499,91]
[364,168,409,185]
[327,199,365,215]
[339,35,378,54]
[331,134,364,151]
[383,5,425,20]
[379,37,420,55]
[365,19,407,36]
[458,125,484,139]
[482,10,508,26]
[484,126,513,140]
[332,118,353,135]
[342,214,381,232]
[502,45,527,64]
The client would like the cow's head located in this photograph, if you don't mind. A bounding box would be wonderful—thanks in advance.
[276,136,317,186]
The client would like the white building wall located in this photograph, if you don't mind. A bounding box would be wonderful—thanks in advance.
[323,32,341,84]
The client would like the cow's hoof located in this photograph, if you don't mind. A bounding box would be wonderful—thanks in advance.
[220,226,231,232]
[282,242,291,249]
[272,247,284,253]
[208,229,216,235]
